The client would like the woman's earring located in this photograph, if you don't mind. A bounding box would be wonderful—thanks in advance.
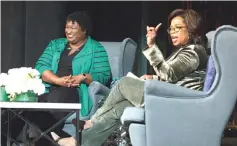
[188,34,192,40]
[84,29,87,35]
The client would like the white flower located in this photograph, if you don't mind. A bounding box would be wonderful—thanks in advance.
[25,78,45,95]
[0,73,8,87]
[8,68,19,75]
[4,67,45,98]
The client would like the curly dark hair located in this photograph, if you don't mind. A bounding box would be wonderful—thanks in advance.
[168,9,207,47]
[66,11,92,36]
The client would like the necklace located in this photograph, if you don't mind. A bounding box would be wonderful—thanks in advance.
[67,39,87,50]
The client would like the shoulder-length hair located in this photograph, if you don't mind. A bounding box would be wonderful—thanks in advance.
[168,9,207,47]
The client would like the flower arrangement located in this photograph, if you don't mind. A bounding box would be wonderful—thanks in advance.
[0,67,45,101]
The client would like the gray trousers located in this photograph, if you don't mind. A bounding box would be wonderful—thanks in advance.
[81,77,145,146]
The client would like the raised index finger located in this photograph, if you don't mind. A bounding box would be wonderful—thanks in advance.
[146,26,150,32]
[155,23,162,32]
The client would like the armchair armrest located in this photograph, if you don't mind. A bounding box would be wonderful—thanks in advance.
[88,81,111,96]
[145,80,206,98]
[88,81,111,118]
[121,107,145,125]
[143,81,218,146]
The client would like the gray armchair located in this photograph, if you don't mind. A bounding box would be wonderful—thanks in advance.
[87,38,137,119]
[62,38,137,135]
[121,25,237,146]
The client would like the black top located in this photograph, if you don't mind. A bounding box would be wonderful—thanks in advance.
[50,44,84,91]
[56,44,84,77]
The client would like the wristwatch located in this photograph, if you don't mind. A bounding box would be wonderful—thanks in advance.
[82,73,87,82]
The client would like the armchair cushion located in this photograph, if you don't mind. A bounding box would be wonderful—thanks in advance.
[203,56,216,92]
[121,107,145,125]
[203,30,216,92]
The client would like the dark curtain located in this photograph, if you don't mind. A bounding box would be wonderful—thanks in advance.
[1,1,26,73]
[2,1,237,75]
[1,1,66,73]
[1,1,144,74]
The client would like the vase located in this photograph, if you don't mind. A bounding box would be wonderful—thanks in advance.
[0,87,9,101]
[11,91,38,102]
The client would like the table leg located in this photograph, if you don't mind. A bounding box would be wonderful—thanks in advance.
[76,110,80,146]
[1,109,21,146]
[7,110,11,146]
[9,109,65,146]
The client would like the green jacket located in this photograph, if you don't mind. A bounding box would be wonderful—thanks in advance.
[35,37,111,116]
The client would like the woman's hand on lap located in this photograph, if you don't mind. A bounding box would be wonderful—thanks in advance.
[55,75,73,87]
[70,74,85,87]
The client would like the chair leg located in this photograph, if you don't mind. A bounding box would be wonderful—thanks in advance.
[22,124,30,146]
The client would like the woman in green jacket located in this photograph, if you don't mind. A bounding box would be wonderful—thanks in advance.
[1,11,111,146]
[35,11,111,145]
[35,12,111,118]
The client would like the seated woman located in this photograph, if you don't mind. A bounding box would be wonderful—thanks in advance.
[53,9,208,146]
[1,11,111,146]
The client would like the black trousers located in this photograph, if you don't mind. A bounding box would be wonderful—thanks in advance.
[1,86,79,146]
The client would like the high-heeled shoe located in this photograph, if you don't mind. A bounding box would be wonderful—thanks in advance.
[51,132,79,146]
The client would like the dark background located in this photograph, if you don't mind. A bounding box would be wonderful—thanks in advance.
[1,1,237,75]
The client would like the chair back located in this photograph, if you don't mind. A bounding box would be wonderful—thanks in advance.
[207,25,237,132]
[100,38,137,78]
